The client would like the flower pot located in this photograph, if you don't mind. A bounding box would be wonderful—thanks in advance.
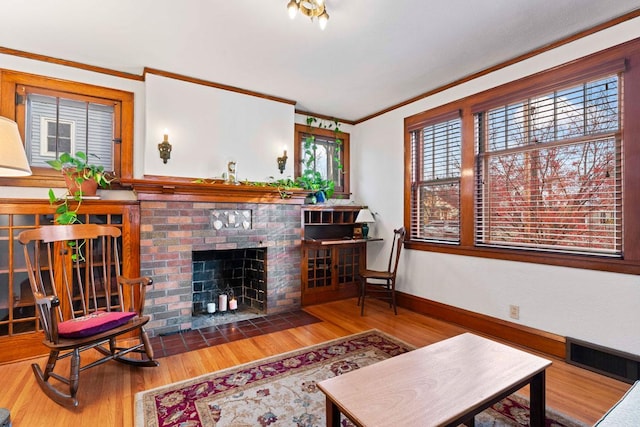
[64,169,99,196]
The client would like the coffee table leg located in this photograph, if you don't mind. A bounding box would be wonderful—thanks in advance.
[325,396,340,427]
[529,370,546,427]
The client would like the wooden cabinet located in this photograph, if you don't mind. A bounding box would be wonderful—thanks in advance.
[301,206,366,306]
[0,199,140,363]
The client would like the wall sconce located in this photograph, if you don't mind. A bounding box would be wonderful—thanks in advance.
[158,129,172,164]
[277,146,288,174]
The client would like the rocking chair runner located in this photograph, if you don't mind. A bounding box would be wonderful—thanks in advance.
[18,224,158,407]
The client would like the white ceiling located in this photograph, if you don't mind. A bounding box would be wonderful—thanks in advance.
[0,0,638,122]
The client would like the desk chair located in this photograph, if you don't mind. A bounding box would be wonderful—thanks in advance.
[359,227,405,316]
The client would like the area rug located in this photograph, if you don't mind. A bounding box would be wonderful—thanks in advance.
[135,330,586,427]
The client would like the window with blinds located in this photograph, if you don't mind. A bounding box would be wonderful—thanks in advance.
[0,70,134,186]
[475,75,622,255]
[410,116,461,243]
[27,93,115,171]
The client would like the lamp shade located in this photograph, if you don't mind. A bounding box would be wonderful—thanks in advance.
[0,117,31,176]
[355,208,375,223]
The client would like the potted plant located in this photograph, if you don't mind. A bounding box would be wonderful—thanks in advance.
[46,151,115,224]
[296,169,335,203]
[296,116,343,203]
[46,151,114,197]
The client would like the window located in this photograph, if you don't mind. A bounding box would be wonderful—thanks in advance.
[30,94,114,170]
[409,113,461,243]
[0,70,134,187]
[404,40,640,273]
[475,75,621,256]
[294,122,350,196]
[40,118,74,157]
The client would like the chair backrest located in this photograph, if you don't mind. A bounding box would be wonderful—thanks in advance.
[386,227,406,276]
[18,224,127,334]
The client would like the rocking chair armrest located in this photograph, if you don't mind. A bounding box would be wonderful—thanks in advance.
[33,293,61,343]
[117,276,153,287]
[117,275,153,315]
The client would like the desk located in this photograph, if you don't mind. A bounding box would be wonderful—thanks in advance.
[317,333,552,427]
[302,237,383,246]
[301,236,382,306]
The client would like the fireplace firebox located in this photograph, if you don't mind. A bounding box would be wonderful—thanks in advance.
[192,248,266,315]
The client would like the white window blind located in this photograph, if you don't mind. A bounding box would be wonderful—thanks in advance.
[410,116,461,243]
[26,93,115,171]
[475,75,622,255]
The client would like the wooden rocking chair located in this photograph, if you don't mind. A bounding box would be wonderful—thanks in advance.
[18,224,158,407]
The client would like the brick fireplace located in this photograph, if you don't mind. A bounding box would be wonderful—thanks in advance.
[139,201,302,337]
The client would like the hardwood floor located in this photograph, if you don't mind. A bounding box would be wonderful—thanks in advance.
[0,298,631,426]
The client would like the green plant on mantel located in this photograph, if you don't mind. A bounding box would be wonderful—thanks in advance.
[295,116,343,203]
[46,151,115,224]
[191,116,344,203]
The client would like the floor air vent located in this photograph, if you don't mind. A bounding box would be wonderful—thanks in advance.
[566,337,640,384]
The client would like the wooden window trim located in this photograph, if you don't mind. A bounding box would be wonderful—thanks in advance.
[404,37,640,274]
[0,69,134,188]
[294,123,351,197]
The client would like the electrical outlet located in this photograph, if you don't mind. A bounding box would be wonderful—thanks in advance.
[509,304,520,320]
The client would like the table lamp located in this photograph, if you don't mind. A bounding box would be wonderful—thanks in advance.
[355,208,375,238]
[0,117,32,176]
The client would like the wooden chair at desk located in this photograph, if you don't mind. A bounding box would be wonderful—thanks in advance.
[18,224,158,407]
[358,227,405,316]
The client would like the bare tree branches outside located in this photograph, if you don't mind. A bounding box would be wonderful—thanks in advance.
[476,75,621,255]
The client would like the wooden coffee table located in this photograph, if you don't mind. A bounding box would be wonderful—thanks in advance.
[317,332,552,427]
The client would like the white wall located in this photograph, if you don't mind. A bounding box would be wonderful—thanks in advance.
[353,17,640,355]
[145,74,294,181]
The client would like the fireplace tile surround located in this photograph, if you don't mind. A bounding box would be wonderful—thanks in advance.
[140,201,302,337]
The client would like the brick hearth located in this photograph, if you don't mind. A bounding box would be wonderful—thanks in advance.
[139,201,302,336]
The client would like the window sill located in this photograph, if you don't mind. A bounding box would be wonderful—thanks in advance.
[405,240,640,275]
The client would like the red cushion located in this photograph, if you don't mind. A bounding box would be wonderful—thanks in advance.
[58,311,137,338]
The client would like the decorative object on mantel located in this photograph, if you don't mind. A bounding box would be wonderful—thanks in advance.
[277,146,288,174]
[355,208,376,238]
[0,116,32,176]
[158,129,172,164]
[46,151,116,224]
[211,209,251,230]
[225,161,240,185]
[287,0,329,30]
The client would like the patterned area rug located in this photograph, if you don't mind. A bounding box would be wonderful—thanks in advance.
[135,330,586,427]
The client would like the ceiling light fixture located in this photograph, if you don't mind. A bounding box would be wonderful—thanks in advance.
[287,0,329,30]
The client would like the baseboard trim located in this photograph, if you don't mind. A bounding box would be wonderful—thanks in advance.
[396,292,566,359]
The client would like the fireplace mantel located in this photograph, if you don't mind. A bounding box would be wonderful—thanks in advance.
[123,176,307,204]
